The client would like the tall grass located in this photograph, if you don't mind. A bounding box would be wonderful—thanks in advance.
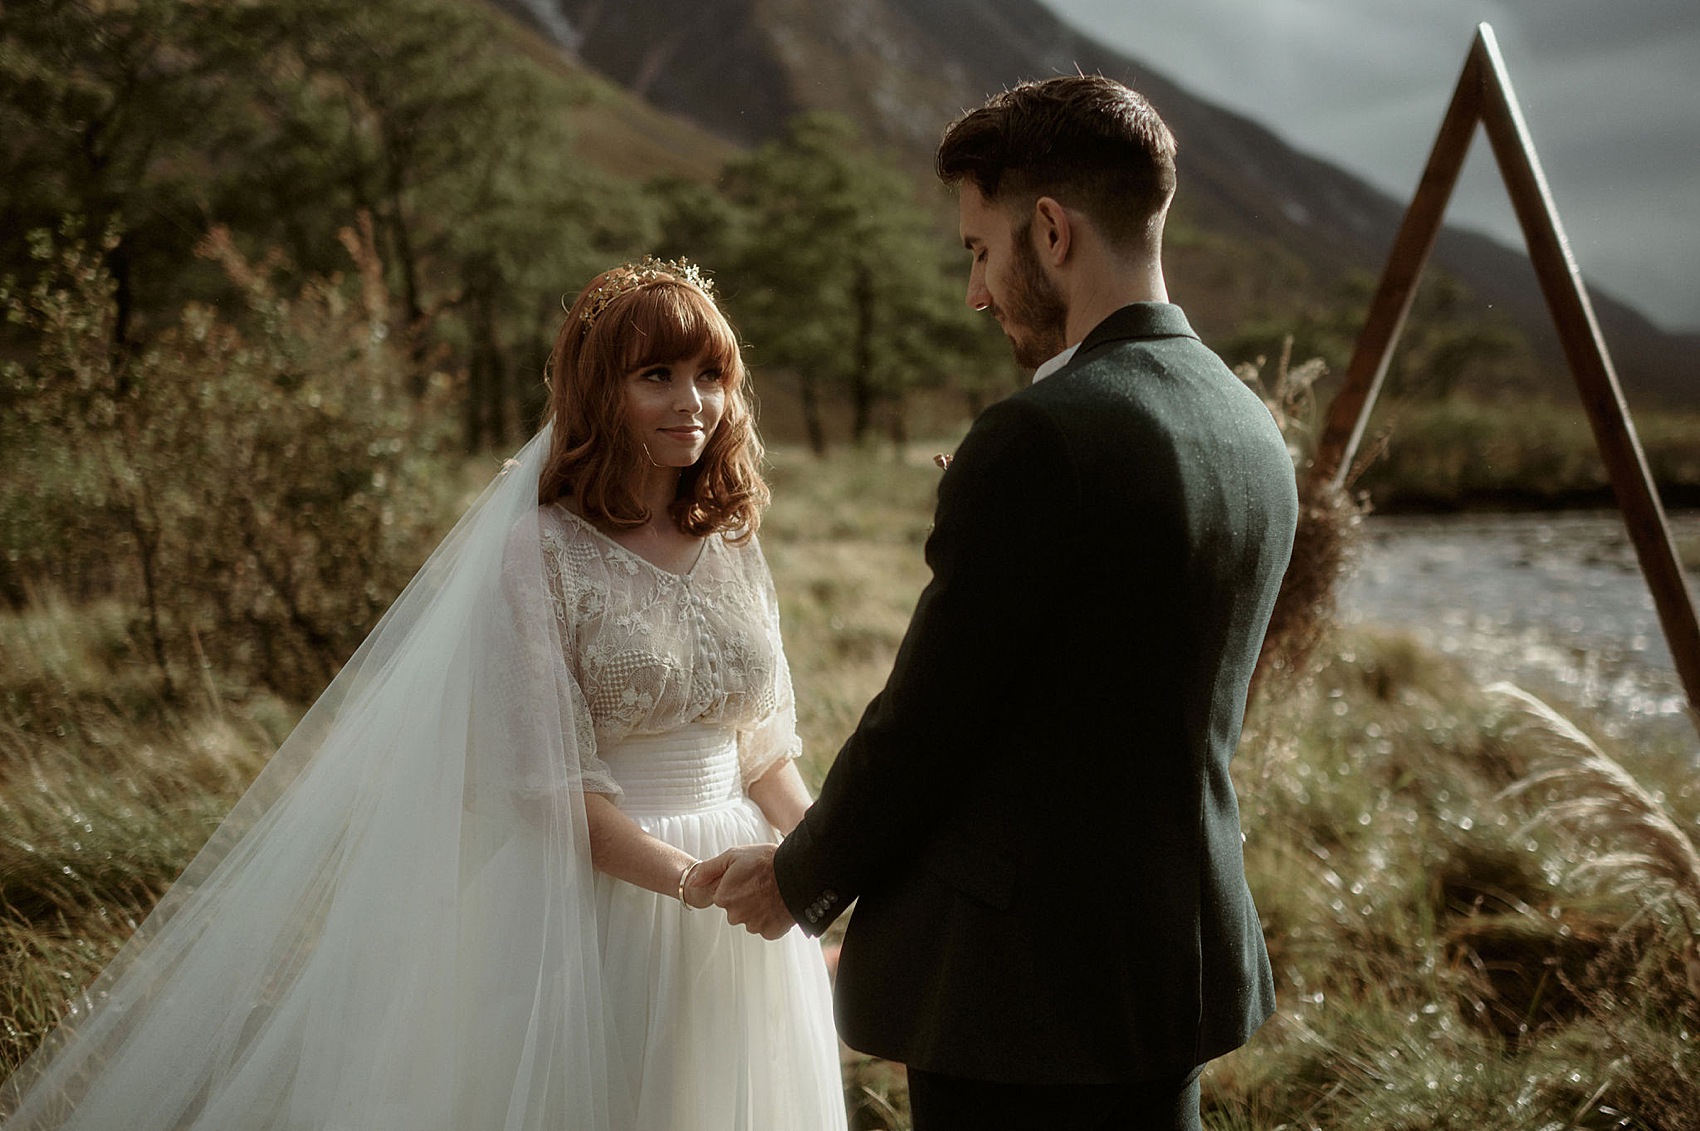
[5,443,1699,1128]
[1206,631,1699,1130]
[0,593,285,1068]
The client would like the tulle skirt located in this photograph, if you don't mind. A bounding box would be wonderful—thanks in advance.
[593,730,846,1131]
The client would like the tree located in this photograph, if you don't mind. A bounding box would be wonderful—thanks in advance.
[1,0,659,451]
[216,0,654,424]
[717,113,999,451]
[0,0,240,355]
[1223,270,1539,402]
[645,174,744,268]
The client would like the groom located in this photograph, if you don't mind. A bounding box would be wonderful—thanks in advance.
[699,75,1298,1130]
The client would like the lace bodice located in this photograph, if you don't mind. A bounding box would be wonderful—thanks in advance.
[538,505,801,796]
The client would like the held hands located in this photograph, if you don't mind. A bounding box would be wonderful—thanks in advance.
[683,844,796,940]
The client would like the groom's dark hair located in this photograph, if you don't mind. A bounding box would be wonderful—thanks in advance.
[936,74,1177,252]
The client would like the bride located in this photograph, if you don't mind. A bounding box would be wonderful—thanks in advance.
[0,259,848,1130]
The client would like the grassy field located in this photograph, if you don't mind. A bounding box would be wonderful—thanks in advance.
[4,443,1699,1129]
[754,381,1700,516]
[1349,395,1700,513]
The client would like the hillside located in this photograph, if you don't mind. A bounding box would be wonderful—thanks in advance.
[489,4,738,182]
[498,0,1696,407]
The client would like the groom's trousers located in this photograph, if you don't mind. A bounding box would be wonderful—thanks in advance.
[904,1064,1204,1131]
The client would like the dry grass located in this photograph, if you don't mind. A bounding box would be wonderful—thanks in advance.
[1236,342,1371,693]
[5,443,1700,1128]
[1492,683,1700,927]
[1207,625,1700,1131]
[0,595,282,1071]
[760,443,944,789]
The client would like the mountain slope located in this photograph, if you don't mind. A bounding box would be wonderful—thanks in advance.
[504,0,1695,406]
[486,3,738,182]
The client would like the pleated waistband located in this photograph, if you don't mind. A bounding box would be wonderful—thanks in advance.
[600,727,741,817]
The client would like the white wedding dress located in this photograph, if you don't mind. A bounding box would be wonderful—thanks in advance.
[540,506,846,1130]
[0,427,847,1131]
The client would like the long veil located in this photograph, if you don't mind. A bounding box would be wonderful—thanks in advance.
[1,425,619,1130]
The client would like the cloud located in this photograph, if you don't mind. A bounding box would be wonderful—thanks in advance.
[1039,0,1700,329]
[1500,0,1700,60]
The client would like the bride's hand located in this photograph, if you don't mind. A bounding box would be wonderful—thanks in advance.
[682,860,720,910]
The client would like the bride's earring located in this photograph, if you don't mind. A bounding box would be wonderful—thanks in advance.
[641,442,664,469]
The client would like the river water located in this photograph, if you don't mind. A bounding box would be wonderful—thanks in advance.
[1339,510,1700,746]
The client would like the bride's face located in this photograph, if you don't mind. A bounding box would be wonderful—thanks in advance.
[620,349,727,467]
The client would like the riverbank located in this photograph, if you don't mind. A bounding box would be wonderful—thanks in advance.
[1347,395,1700,515]
[1343,510,1700,749]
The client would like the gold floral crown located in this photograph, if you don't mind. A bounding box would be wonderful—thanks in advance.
[577,255,717,331]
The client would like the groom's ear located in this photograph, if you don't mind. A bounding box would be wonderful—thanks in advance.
[1031,196,1073,267]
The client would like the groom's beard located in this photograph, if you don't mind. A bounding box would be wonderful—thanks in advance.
[994,226,1070,370]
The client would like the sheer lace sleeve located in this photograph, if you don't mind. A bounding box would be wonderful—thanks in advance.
[736,535,803,787]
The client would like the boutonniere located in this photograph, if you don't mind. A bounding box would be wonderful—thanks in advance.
[932,452,953,471]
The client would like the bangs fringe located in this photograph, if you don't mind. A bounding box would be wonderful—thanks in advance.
[615,285,743,383]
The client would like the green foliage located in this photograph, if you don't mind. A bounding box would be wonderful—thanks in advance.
[0,0,655,452]
[1355,395,1700,510]
[212,0,662,445]
[1225,271,1542,402]
[0,0,233,341]
[0,222,456,701]
[713,113,1008,451]
[1,1,1009,458]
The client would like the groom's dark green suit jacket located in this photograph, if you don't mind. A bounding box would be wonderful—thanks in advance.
[773,303,1298,1084]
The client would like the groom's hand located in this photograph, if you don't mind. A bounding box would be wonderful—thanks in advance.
[693,844,796,939]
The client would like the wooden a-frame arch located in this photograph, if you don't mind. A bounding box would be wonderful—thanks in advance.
[1309,23,1700,733]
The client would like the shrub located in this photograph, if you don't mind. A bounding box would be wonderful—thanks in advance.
[0,219,455,700]
[1235,341,1369,691]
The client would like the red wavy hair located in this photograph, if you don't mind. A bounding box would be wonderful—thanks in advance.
[538,264,767,539]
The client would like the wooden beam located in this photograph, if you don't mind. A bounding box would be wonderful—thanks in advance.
[1310,36,1483,487]
[1309,23,1700,731]
[1470,24,1700,719]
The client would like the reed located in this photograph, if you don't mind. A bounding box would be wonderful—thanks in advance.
[1493,683,1700,924]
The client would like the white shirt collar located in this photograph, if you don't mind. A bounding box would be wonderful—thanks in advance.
[1031,343,1080,384]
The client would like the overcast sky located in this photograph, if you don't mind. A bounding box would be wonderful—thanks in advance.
[1037,0,1699,332]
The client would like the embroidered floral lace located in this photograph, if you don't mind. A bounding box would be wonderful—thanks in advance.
[540,505,802,795]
